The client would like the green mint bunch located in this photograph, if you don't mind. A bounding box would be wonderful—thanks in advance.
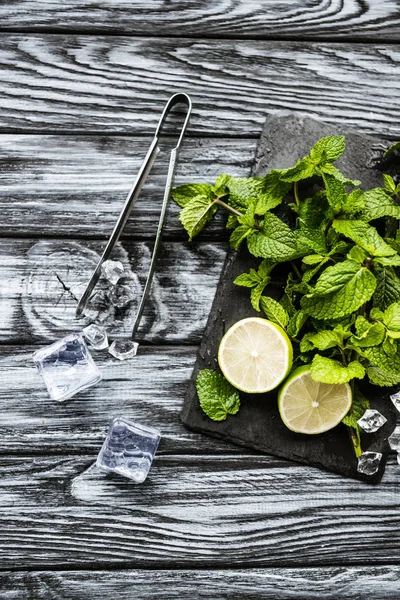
[172,137,400,453]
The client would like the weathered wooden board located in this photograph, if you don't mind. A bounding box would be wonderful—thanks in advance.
[182,114,399,483]
[0,238,225,344]
[3,566,400,600]
[0,345,242,454]
[0,135,254,239]
[0,453,399,568]
[0,1,399,41]
[0,36,399,137]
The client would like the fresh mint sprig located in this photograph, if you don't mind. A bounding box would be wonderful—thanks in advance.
[173,136,400,457]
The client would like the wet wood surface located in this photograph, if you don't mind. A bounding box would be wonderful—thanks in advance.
[0,1,399,598]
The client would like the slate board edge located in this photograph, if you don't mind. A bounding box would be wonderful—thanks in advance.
[180,112,395,485]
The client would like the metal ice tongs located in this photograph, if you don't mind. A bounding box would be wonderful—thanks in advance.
[76,93,192,339]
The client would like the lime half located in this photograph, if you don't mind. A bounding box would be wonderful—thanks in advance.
[218,317,293,394]
[278,366,352,434]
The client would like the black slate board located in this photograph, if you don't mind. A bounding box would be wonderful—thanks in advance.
[181,113,399,484]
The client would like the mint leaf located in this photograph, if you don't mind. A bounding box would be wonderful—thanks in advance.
[372,266,400,310]
[196,369,240,421]
[301,260,376,320]
[310,136,345,162]
[311,355,365,384]
[347,245,367,264]
[247,213,296,261]
[254,170,292,214]
[383,174,396,194]
[287,310,307,338]
[179,195,218,240]
[322,173,347,210]
[333,220,396,257]
[230,225,253,250]
[260,296,289,328]
[226,214,239,230]
[361,188,400,221]
[234,260,276,311]
[295,225,327,255]
[173,183,213,208]
[358,343,400,386]
[213,174,230,197]
[350,317,386,348]
[300,329,345,353]
[382,302,400,331]
[302,254,325,266]
[340,189,365,215]
[374,255,400,267]
[320,163,361,186]
[342,388,370,428]
[280,157,316,182]
[234,269,259,288]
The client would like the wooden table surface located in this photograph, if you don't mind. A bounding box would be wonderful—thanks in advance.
[1,2,400,598]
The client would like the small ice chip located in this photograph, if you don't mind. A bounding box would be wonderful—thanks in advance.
[101,260,124,285]
[357,409,387,433]
[388,425,400,452]
[357,451,382,476]
[32,333,102,401]
[83,324,109,350]
[96,417,161,483]
[108,284,135,308]
[390,392,400,413]
[109,339,139,361]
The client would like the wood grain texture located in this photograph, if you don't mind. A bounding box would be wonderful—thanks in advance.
[0,36,399,137]
[0,345,237,453]
[0,135,254,239]
[0,238,225,345]
[2,567,400,600]
[0,453,399,568]
[0,1,399,41]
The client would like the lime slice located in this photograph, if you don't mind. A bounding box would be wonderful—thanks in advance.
[278,366,352,434]
[218,317,293,394]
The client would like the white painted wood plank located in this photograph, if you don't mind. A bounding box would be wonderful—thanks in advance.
[0,454,399,568]
[0,36,399,137]
[0,238,226,345]
[0,345,240,453]
[2,567,400,600]
[0,135,254,239]
[0,1,399,40]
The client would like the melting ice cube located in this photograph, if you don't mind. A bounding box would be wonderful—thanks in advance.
[83,324,109,350]
[357,451,382,476]
[357,409,387,433]
[388,425,400,452]
[101,260,124,285]
[33,333,101,401]
[109,340,139,361]
[96,417,161,483]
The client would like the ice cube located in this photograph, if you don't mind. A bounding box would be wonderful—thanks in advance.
[96,417,161,483]
[109,340,139,360]
[108,284,135,308]
[357,409,387,433]
[357,451,382,476]
[390,392,400,412]
[33,333,101,401]
[88,290,110,312]
[397,453,400,466]
[101,260,124,285]
[388,425,400,451]
[83,324,109,350]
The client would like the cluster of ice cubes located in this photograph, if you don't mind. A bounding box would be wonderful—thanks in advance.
[84,259,136,322]
[356,396,400,476]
